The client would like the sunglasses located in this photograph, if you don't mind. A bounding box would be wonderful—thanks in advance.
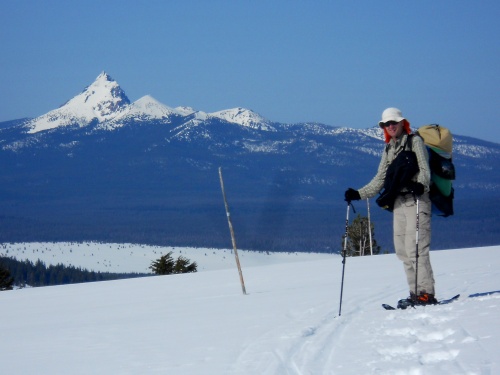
[382,121,401,127]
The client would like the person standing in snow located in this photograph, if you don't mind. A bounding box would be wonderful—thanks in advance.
[344,107,437,305]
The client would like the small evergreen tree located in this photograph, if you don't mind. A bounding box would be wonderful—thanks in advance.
[342,214,381,257]
[0,265,14,291]
[150,252,197,275]
[149,252,175,275]
[173,255,198,274]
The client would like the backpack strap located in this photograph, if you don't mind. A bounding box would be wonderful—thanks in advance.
[406,133,414,152]
[385,133,415,154]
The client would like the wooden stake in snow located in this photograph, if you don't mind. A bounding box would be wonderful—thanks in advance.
[218,167,247,295]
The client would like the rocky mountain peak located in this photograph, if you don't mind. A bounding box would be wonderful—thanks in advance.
[27,72,130,133]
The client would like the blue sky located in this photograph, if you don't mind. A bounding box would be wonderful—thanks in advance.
[1,1,499,142]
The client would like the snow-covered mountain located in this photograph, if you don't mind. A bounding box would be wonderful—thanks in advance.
[26,72,130,133]
[24,73,273,133]
[1,73,499,252]
[97,95,182,130]
[209,107,275,131]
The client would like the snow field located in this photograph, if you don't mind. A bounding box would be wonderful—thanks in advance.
[0,242,333,273]
[0,244,499,374]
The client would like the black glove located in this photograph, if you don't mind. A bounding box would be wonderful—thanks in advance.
[345,188,361,202]
[408,182,425,196]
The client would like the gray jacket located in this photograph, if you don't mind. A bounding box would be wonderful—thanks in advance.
[358,133,431,200]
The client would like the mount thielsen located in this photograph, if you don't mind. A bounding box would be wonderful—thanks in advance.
[1,72,499,252]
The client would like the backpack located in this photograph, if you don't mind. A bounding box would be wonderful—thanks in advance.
[416,124,455,217]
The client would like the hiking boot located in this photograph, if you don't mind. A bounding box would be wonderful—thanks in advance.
[415,293,438,305]
[397,292,437,309]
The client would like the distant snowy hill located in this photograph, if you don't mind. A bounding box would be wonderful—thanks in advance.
[97,95,183,130]
[1,243,498,374]
[209,107,276,131]
[0,72,499,252]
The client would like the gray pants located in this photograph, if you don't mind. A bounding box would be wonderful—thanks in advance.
[393,193,435,295]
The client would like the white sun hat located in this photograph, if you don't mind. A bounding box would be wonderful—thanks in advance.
[378,107,406,128]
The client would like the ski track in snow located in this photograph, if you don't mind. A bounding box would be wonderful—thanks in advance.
[330,296,498,375]
[229,282,499,374]
[230,295,499,375]
[229,302,342,374]
[230,282,403,374]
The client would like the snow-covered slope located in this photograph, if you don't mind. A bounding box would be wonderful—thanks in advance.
[175,106,197,116]
[97,95,182,130]
[26,72,130,133]
[1,244,498,374]
[209,107,275,130]
[118,95,179,120]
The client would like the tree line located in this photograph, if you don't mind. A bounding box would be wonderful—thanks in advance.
[0,256,147,289]
[0,251,198,290]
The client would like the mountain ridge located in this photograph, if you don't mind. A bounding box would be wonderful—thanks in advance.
[22,73,277,135]
[6,72,500,151]
[1,73,499,252]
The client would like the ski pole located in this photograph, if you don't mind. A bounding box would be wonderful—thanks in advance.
[414,197,420,302]
[338,201,352,316]
[367,198,373,256]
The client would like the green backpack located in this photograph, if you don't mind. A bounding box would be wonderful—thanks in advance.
[416,124,455,217]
